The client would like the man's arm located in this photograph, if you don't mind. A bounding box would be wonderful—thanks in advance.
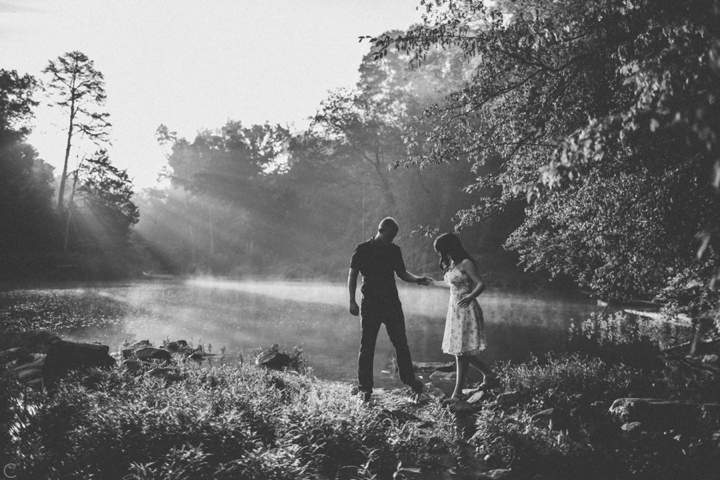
[348,268,360,316]
[397,270,430,285]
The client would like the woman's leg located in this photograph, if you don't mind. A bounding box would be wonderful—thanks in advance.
[451,355,470,399]
[468,356,498,386]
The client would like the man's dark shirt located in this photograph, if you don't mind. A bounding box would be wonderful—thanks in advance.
[350,238,406,304]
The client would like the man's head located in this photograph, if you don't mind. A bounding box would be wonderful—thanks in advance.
[376,217,399,244]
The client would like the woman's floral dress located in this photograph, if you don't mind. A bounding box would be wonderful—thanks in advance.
[441,265,487,356]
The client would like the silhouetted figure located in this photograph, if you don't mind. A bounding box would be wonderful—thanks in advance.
[348,217,430,402]
[430,233,499,405]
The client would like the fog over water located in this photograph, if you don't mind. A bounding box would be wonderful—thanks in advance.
[5,278,601,388]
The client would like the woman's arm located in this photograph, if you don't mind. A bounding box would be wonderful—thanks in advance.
[428,277,451,288]
[457,259,485,308]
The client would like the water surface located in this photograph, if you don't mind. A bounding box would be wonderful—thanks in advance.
[0,278,601,388]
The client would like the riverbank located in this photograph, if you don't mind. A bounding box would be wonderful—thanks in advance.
[2,338,719,480]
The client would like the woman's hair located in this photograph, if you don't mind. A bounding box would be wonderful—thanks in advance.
[433,233,477,271]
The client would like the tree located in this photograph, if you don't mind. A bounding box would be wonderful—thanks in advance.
[0,70,58,269]
[43,51,111,211]
[152,121,292,273]
[370,0,720,305]
[72,150,139,248]
[0,69,37,139]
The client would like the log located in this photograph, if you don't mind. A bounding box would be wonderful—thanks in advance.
[43,340,116,378]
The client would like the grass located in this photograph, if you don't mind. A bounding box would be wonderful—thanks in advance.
[1,356,460,480]
[2,342,719,479]
[468,352,720,479]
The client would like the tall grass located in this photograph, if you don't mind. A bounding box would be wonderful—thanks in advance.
[3,350,719,479]
[2,361,457,480]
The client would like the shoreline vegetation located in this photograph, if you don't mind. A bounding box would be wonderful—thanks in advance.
[2,326,720,480]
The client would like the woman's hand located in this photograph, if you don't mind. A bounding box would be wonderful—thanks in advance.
[457,294,474,308]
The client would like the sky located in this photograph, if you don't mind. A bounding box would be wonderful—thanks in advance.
[0,0,424,188]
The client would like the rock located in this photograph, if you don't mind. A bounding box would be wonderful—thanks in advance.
[530,407,571,431]
[495,391,520,407]
[413,361,455,373]
[255,350,290,370]
[44,340,116,378]
[122,359,153,374]
[126,340,152,350]
[446,400,476,414]
[187,352,204,362]
[702,354,719,364]
[134,347,172,362]
[426,386,447,400]
[621,421,644,435]
[377,408,421,424]
[164,340,189,352]
[429,371,457,397]
[609,398,720,429]
[466,390,492,404]
[483,469,514,479]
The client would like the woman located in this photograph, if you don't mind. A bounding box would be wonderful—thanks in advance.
[430,233,499,404]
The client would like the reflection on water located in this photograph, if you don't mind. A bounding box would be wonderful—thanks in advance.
[1,279,603,388]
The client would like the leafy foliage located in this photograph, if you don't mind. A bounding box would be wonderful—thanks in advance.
[0,70,59,277]
[369,0,720,304]
[76,150,140,239]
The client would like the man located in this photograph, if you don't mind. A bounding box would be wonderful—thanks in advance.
[348,217,430,402]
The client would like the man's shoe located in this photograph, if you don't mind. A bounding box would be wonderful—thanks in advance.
[411,381,425,395]
[410,382,428,405]
[351,387,372,403]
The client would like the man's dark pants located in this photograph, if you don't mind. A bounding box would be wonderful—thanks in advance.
[358,299,420,394]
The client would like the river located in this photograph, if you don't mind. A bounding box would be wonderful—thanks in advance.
[1,278,602,388]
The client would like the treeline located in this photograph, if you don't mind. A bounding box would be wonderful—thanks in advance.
[1,44,527,286]
[135,42,529,285]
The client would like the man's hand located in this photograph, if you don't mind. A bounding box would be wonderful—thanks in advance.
[349,300,360,316]
[416,276,431,286]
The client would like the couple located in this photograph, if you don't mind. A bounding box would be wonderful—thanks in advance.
[348,217,498,404]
